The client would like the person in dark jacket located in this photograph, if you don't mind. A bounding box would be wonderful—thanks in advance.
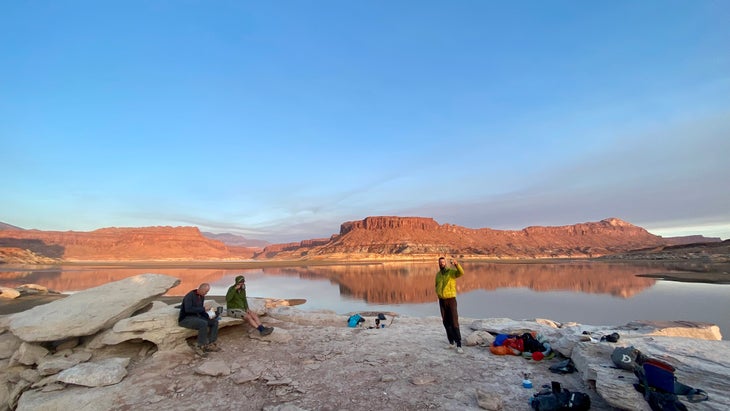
[178,283,220,355]
[226,275,274,336]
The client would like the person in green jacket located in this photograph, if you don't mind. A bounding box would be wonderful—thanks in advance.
[435,257,465,353]
[226,275,274,336]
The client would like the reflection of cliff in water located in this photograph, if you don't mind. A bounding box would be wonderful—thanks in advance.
[0,262,661,301]
[0,266,262,296]
[263,262,661,304]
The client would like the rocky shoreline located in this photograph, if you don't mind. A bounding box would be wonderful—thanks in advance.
[1,275,728,410]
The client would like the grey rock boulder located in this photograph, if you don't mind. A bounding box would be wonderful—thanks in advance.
[87,304,243,353]
[0,332,22,360]
[57,357,130,387]
[37,351,93,376]
[572,337,730,410]
[195,360,231,377]
[8,274,180,342]
[9,342,49,366]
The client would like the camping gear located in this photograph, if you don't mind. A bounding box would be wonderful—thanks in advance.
[549,359,576,374]
[529,381,591,411]
[611,346,710,410]
[611,346,645,371]
[347,314,365,327]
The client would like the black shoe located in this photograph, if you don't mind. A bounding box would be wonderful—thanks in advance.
[204,343,222,352]
[260,327,274,336]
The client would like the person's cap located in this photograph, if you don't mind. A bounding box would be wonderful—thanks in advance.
[235,275,245,284]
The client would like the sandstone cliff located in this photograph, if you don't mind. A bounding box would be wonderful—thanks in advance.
[0,217,718,263]
[0,226,256,262]
[255,216,673,260]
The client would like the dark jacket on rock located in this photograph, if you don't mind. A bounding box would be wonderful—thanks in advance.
[178,289,207,323]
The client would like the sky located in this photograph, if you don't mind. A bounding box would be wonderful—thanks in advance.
[2,1,729,243]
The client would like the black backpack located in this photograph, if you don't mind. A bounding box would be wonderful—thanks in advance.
[521,332,545,353]
[530,382,591,411]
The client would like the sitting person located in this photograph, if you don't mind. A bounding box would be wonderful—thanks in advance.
[178,283,221,355]
[226,275,274,336]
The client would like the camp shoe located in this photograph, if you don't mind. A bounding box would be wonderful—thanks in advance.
[456,347,464,354]
[260,327,274,336]
[192,345,208,357]
[204,343,222,352]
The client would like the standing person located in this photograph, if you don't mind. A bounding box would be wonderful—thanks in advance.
[226,275,274,336]
[178,283,221,356]
[435,256,465,353]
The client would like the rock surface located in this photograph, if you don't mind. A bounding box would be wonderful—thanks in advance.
[0,226,256,262]
[0,276,727,411]
[258,217,676,259]
[0,288,19,300]
[8,274,180,342]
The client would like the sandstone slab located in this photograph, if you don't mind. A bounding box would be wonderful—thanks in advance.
[0,287,20,300]
[57,357,130,387]
[8,274,180,342]
[0,332,22,360]
[87,304,244,353]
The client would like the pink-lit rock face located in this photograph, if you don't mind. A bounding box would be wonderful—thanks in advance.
[257,216,672,260]
[0,216,722,263]
[0,226,256,262]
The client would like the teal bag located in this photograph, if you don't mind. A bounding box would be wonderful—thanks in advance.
[347,314,364,327]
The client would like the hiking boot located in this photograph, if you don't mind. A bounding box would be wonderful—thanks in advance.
[192,345,208,357]
[204,343,221,352]
[260,326,274,336]
[456,347,464,354]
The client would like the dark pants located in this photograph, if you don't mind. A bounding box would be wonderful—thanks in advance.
[439,297,461,347]
[179,316,218,347]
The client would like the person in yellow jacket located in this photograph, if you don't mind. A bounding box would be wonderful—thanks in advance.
[435,257,465,353]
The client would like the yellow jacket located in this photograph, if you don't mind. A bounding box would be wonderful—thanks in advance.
[435,263,464,299]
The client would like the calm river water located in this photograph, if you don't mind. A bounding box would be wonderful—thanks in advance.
[1,261,727,339]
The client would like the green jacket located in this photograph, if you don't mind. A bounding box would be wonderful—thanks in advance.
[226,285,249,311]
[435,263,464,299]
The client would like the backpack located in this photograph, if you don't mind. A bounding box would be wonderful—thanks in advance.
[530,381,591,411]
[611,345,646,371]
[347,314,365,327]
[640,358,676,393]
[549,359,576,374]
[633,358,709,405]
[521,332,546,353]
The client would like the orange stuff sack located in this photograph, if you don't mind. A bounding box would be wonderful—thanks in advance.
[490,344,521,356]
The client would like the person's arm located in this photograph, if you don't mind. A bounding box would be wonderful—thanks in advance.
[225,286,236,307]
[452,260,465,278]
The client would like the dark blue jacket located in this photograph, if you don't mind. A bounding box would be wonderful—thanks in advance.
[178,289,207,323]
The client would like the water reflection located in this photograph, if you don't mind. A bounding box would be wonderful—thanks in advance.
[0,262,662,300]
[0,261,665,298]
[261,262,662,304]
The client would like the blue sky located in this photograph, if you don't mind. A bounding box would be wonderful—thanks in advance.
[2,1,729,243]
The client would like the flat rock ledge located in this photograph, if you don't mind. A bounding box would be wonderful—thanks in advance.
[0,275,726,411]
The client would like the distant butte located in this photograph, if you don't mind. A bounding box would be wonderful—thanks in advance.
[0,217,722,263]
